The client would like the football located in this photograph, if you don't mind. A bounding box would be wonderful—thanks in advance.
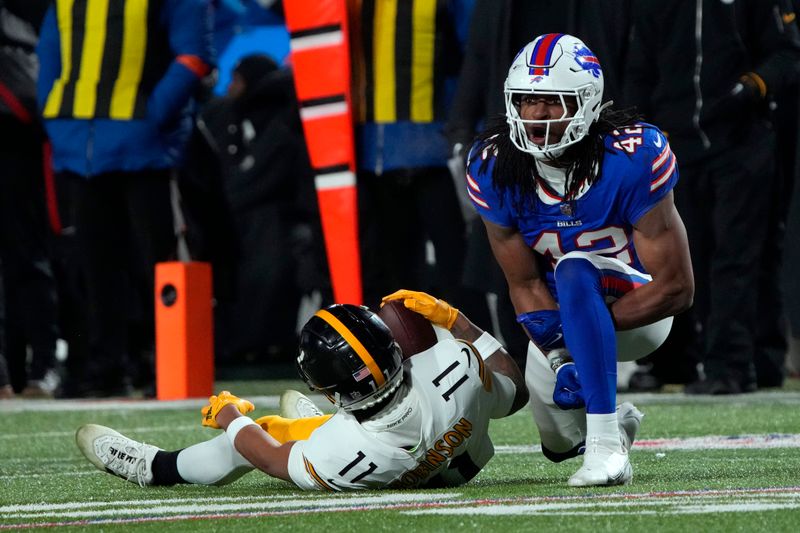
[377,300,437,359]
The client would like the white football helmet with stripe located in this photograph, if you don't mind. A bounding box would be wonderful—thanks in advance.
[505,33,605,159]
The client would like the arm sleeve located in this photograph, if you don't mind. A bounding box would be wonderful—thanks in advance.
[146,0,214,126]
[619,127,678,225]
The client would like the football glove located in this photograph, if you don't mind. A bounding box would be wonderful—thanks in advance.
[553,362,585,410]
[517,309,565,352]
[201,391,255,429]
[381,289,459,329]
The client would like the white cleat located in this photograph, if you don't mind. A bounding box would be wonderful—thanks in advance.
[617,402,644,453]
[280,389,324,418]
[568,440,633,487]
[76,424,160,487]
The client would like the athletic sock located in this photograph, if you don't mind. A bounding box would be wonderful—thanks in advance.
[151,450,187,486]
[555,256,617,414]
[586,413,623,454]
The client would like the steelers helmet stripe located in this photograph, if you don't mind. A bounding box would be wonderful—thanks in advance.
[314,309,386,386]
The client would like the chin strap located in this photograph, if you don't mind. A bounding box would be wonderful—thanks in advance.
[597,100,614,115]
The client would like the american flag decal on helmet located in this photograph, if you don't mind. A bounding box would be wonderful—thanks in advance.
[528,33,564,76]
[352,366,372,382]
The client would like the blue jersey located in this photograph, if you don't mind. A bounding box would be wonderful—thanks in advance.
[467,124,678,299]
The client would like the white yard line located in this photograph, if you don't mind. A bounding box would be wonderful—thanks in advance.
[2,492,459,520]
[0,396,284,413]
[1,391,798,413]
[495,433,800,454]
[3,488,800,528]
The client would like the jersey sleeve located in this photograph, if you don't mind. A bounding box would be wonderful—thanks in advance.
[287,440,331,491]
[616,126,679,225]
[465,139,516,228]
[454,340,516,420]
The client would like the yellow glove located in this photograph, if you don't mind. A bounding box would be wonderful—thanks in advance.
[381,289,459,329]
[201,390,255,429]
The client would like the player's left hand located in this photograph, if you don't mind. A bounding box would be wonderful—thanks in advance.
[553,363,585,410]
[381,289,459,329]
[201,391,255,429]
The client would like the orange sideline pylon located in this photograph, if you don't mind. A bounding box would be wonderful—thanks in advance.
[284,0,362,304]
[155,262,214,400]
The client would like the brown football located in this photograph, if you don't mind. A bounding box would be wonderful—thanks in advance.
[377,300,437,359]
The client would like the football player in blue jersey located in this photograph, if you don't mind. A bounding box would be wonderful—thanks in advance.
[465,33,695,487]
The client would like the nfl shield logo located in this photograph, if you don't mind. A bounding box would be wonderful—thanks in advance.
[560,202,574,216]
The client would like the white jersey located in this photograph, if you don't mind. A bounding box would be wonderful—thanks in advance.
[287,332,515,490]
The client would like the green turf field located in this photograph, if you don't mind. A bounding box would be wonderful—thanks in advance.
[2,379,800,532]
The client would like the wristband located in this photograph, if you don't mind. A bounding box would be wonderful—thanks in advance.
[226,416,259,446]
[472,332,503,360]
[546,348,572,372]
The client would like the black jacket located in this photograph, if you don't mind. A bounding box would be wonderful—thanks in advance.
[198,69,314,214]
[445,0,632,149]
[623,0,800,165]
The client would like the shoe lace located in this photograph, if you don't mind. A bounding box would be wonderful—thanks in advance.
[132,450,149,488]
[104,439,150,487]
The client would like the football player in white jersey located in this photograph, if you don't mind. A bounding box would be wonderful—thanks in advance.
[75,291,530,490]
[466,34,694,487]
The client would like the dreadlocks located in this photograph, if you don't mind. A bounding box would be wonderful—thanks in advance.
[476,106,643,213]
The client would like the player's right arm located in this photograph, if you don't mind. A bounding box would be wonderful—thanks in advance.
[465,141,557,314]
[483,219,558,314]
[382,289,529,415]
[216,404,295,482]
[449,311,529,415]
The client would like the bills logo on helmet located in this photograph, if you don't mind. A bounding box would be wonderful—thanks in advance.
[573,45,601,78]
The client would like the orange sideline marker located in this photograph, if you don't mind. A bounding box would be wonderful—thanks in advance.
[285,0,362,304]
[155,262,214,400]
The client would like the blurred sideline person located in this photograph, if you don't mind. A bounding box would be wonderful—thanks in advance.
[466,34,693,486]
[182,53,327,364]
[349,0,472,310]
[623,0,800,394]
[0,0,59,398]
[37,0,214,397]
[77,290,532,490]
